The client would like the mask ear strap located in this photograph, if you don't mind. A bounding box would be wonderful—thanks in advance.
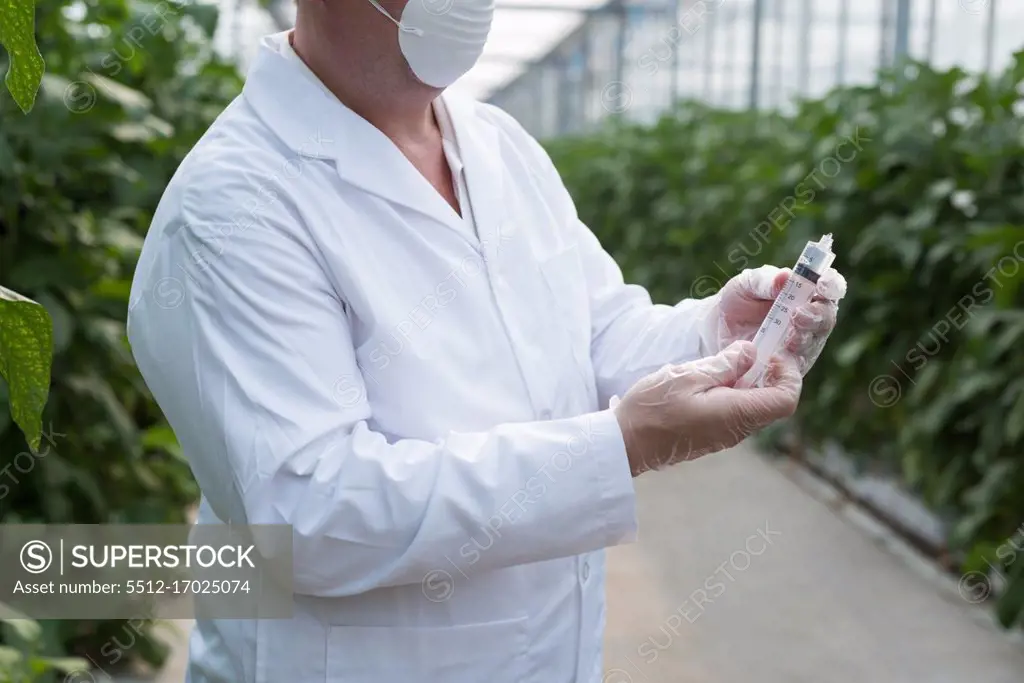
[366,0,425,36]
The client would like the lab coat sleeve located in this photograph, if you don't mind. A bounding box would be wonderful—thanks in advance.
[575,221,720,406]
[129,195,637,598]
[501,115,719,406]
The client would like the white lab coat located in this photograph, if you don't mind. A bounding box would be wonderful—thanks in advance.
[127,31,716,683]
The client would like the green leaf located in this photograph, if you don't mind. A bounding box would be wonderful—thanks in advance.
[0,0,44,113]
[0,645,25,674]
[0,380,9,436]
[951,508,995,549]
[1006,392,1024,443]
[926,178,956,200]
[85,72,151,110]
[90,277,133,302]
[65,373,141,459]
[33,292,73,355]
[182,1,220,37]
[0,287,53,452]
[834,333,874,367]
[995,561,1024,628]
[142,424,187,469]
[38,655,90,674]
[110,115,173,143]
[0,603,41,643]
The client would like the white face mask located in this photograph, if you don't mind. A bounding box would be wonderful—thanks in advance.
[366,0,494,88]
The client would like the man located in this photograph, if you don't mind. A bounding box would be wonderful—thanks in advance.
[126,0,845,680]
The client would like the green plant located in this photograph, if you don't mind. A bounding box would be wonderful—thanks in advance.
[1,0,242,670]
[0,235,59,683]
[0,286,61,683]
[0,606,87,683]
[547,54,1024,628]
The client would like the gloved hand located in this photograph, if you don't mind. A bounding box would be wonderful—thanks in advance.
[699,265,847,376]
[612,340,801,476]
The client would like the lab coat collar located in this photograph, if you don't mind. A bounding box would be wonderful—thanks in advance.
[241,33,339,161]
[241,32,504,242]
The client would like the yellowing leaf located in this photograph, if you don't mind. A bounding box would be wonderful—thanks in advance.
[0,0,44,113]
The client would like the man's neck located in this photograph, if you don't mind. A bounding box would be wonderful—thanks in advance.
[288,28,439,144]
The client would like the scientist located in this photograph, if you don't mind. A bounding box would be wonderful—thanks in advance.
[126,0,845,680]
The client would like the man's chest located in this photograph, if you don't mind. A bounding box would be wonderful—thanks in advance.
[298,173,597,434]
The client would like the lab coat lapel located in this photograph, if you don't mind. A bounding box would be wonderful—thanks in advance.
[242,33,464,234]
[327,110,465,236]
[441,91,507,267]
[441,91,565,417]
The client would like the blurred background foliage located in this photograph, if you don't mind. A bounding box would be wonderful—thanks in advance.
[1,0,241,677]
[547,53,1024,630]
[2,0,1024,678]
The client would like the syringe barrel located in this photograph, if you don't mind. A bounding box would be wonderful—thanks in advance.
[793,240,836,283]
[738,234,835,388]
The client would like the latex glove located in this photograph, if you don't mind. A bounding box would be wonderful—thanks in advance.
[699,265,847,376]
[612,340,801,476]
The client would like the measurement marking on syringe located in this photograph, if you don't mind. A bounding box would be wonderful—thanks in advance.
[740,234,836,388]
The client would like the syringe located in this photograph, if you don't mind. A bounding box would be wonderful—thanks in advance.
[737,233,836,388]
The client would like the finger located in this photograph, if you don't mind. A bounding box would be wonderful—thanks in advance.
[691,340,757,389]
[784,328,816,357]
[791,301,837,335]
[760,354,803,396]
[703,352,799,434]
[713,367,801,437]
[733,266,785,301]
[815,268,847,302]
[734,378,801,426]
[770,268,792,298]
[633,364,689,406]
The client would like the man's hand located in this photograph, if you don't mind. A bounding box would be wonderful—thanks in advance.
[702,265,847,376]
[612,341,801,476]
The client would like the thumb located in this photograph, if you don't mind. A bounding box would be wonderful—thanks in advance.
[759,353,803,397]
[728,355,802,426]
[692,340,758,389]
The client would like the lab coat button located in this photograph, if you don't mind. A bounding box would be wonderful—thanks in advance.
[582,562,590,582]
[539,409,552,420]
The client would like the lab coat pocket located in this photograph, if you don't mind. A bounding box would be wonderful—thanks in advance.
[325,616,529,683]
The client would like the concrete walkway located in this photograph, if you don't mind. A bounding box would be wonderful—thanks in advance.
[146,444,1024,683]
[602,443,1024,683]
